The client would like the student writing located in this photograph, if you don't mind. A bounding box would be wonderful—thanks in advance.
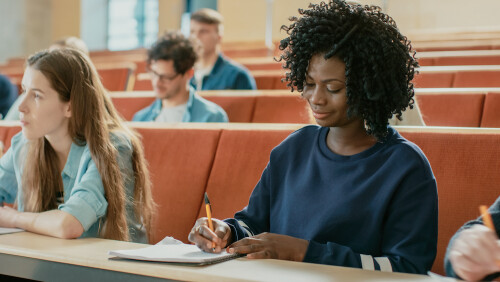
[188,0,438,274]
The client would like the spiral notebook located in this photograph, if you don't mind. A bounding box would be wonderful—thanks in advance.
[109,244,241,265]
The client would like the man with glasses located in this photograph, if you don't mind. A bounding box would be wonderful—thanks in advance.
[133,32,228,122]
[189,8,256,91]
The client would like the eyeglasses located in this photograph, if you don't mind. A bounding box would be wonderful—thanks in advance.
[148,69,180,83]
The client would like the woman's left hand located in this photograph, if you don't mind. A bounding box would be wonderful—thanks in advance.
[0,206,19,228]
[227,232,309,261]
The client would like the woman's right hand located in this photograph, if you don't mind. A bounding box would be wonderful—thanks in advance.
[448,224,500,281]
[188,217,232,253]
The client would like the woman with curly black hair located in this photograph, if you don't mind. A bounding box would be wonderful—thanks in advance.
[188,0,437,274]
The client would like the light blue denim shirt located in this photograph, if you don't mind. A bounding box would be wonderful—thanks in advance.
[0,131,147,243]
[132,87,229,122]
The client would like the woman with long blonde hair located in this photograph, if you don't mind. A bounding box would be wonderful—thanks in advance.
[0,48,154,242]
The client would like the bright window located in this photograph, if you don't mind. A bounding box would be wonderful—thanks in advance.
[107,0,158,50]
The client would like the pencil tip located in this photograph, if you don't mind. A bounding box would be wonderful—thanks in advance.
[204,192,210,204]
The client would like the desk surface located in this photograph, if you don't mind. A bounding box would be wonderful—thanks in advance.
[0,232,436,282]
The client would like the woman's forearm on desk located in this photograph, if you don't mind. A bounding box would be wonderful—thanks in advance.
[12,208,84,239]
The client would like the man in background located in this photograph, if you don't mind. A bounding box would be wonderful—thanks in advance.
[133,31,228,122]
[189,8,256,91]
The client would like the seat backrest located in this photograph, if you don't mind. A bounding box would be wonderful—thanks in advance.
[413,72,455,88]
[252,95,311,123]
[97,67,134,91]
[111,95,156,121]
[132,73,153,91]
[134,125,221,243]
[480,92,500,127]
[199,128,294,220]
[416,93,485,127]
[435,56,500,66]
[400,128,500,275]
[204,96,256,122]
[252,70,287,90]
[453,70,500,87]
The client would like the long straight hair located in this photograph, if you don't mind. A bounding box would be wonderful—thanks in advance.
[22,49,154,241]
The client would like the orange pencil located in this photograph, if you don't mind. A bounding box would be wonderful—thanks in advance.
[204,192,215,250]
[479,205,500,267]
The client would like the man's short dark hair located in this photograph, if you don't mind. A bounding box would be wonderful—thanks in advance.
[147,31,197,74]
[190,8,223,25]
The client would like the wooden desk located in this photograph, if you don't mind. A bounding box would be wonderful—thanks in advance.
[0,232,434,282]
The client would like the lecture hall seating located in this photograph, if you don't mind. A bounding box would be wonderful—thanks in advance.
[418,50,500,66]
[110,89,500,128]
[0,63,136,92]
[414,65,500,88]
[0,121,499,275]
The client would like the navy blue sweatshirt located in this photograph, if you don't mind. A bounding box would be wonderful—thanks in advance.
[225,125,438,274]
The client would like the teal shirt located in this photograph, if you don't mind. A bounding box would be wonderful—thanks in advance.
[0,132,146,243]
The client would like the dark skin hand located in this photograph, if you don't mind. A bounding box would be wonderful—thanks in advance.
[227,232,309,261]
[188,218,310,261]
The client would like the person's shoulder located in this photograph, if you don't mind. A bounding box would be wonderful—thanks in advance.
[6,131,29,158]
[219,54,251,74]
[192,93,225,113]
[0,74,11,84]
[132,99,160,121]
[384,127,431,168]
[110,130,133,153]
[275,125,322,150]
[10,131,27,148]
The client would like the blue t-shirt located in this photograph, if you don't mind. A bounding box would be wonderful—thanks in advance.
[225,125,438,274]
[189,54,256,90]
[0,131,146,243]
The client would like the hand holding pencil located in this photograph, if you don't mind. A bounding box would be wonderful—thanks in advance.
[448,205,500,281]
[188,193,233,253]
[479,205,500,268]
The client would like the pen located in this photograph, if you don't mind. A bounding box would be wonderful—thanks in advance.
[479,205,500,267]
[204,192,215,251]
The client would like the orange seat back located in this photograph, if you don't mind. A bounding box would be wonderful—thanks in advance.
[416,93,485,127]
[481,92,500,127]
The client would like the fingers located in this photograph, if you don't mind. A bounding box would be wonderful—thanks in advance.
[449,225,500,280]
[188,218,229,253]
[228,238,264,256]
[213,219,231,246]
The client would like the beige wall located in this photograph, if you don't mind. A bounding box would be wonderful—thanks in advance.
[158,0,183,34]
[219,0,500,43]
[51,0,80,42]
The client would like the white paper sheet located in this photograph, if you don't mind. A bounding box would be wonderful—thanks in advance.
[0,227,23,235]
[109,244,240,265]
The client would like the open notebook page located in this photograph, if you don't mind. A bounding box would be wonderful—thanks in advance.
[109,244,241,265]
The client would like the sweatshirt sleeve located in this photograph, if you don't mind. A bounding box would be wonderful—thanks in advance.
[224,162,271,242]
[304,177,438,274]
[444,197,500,280]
